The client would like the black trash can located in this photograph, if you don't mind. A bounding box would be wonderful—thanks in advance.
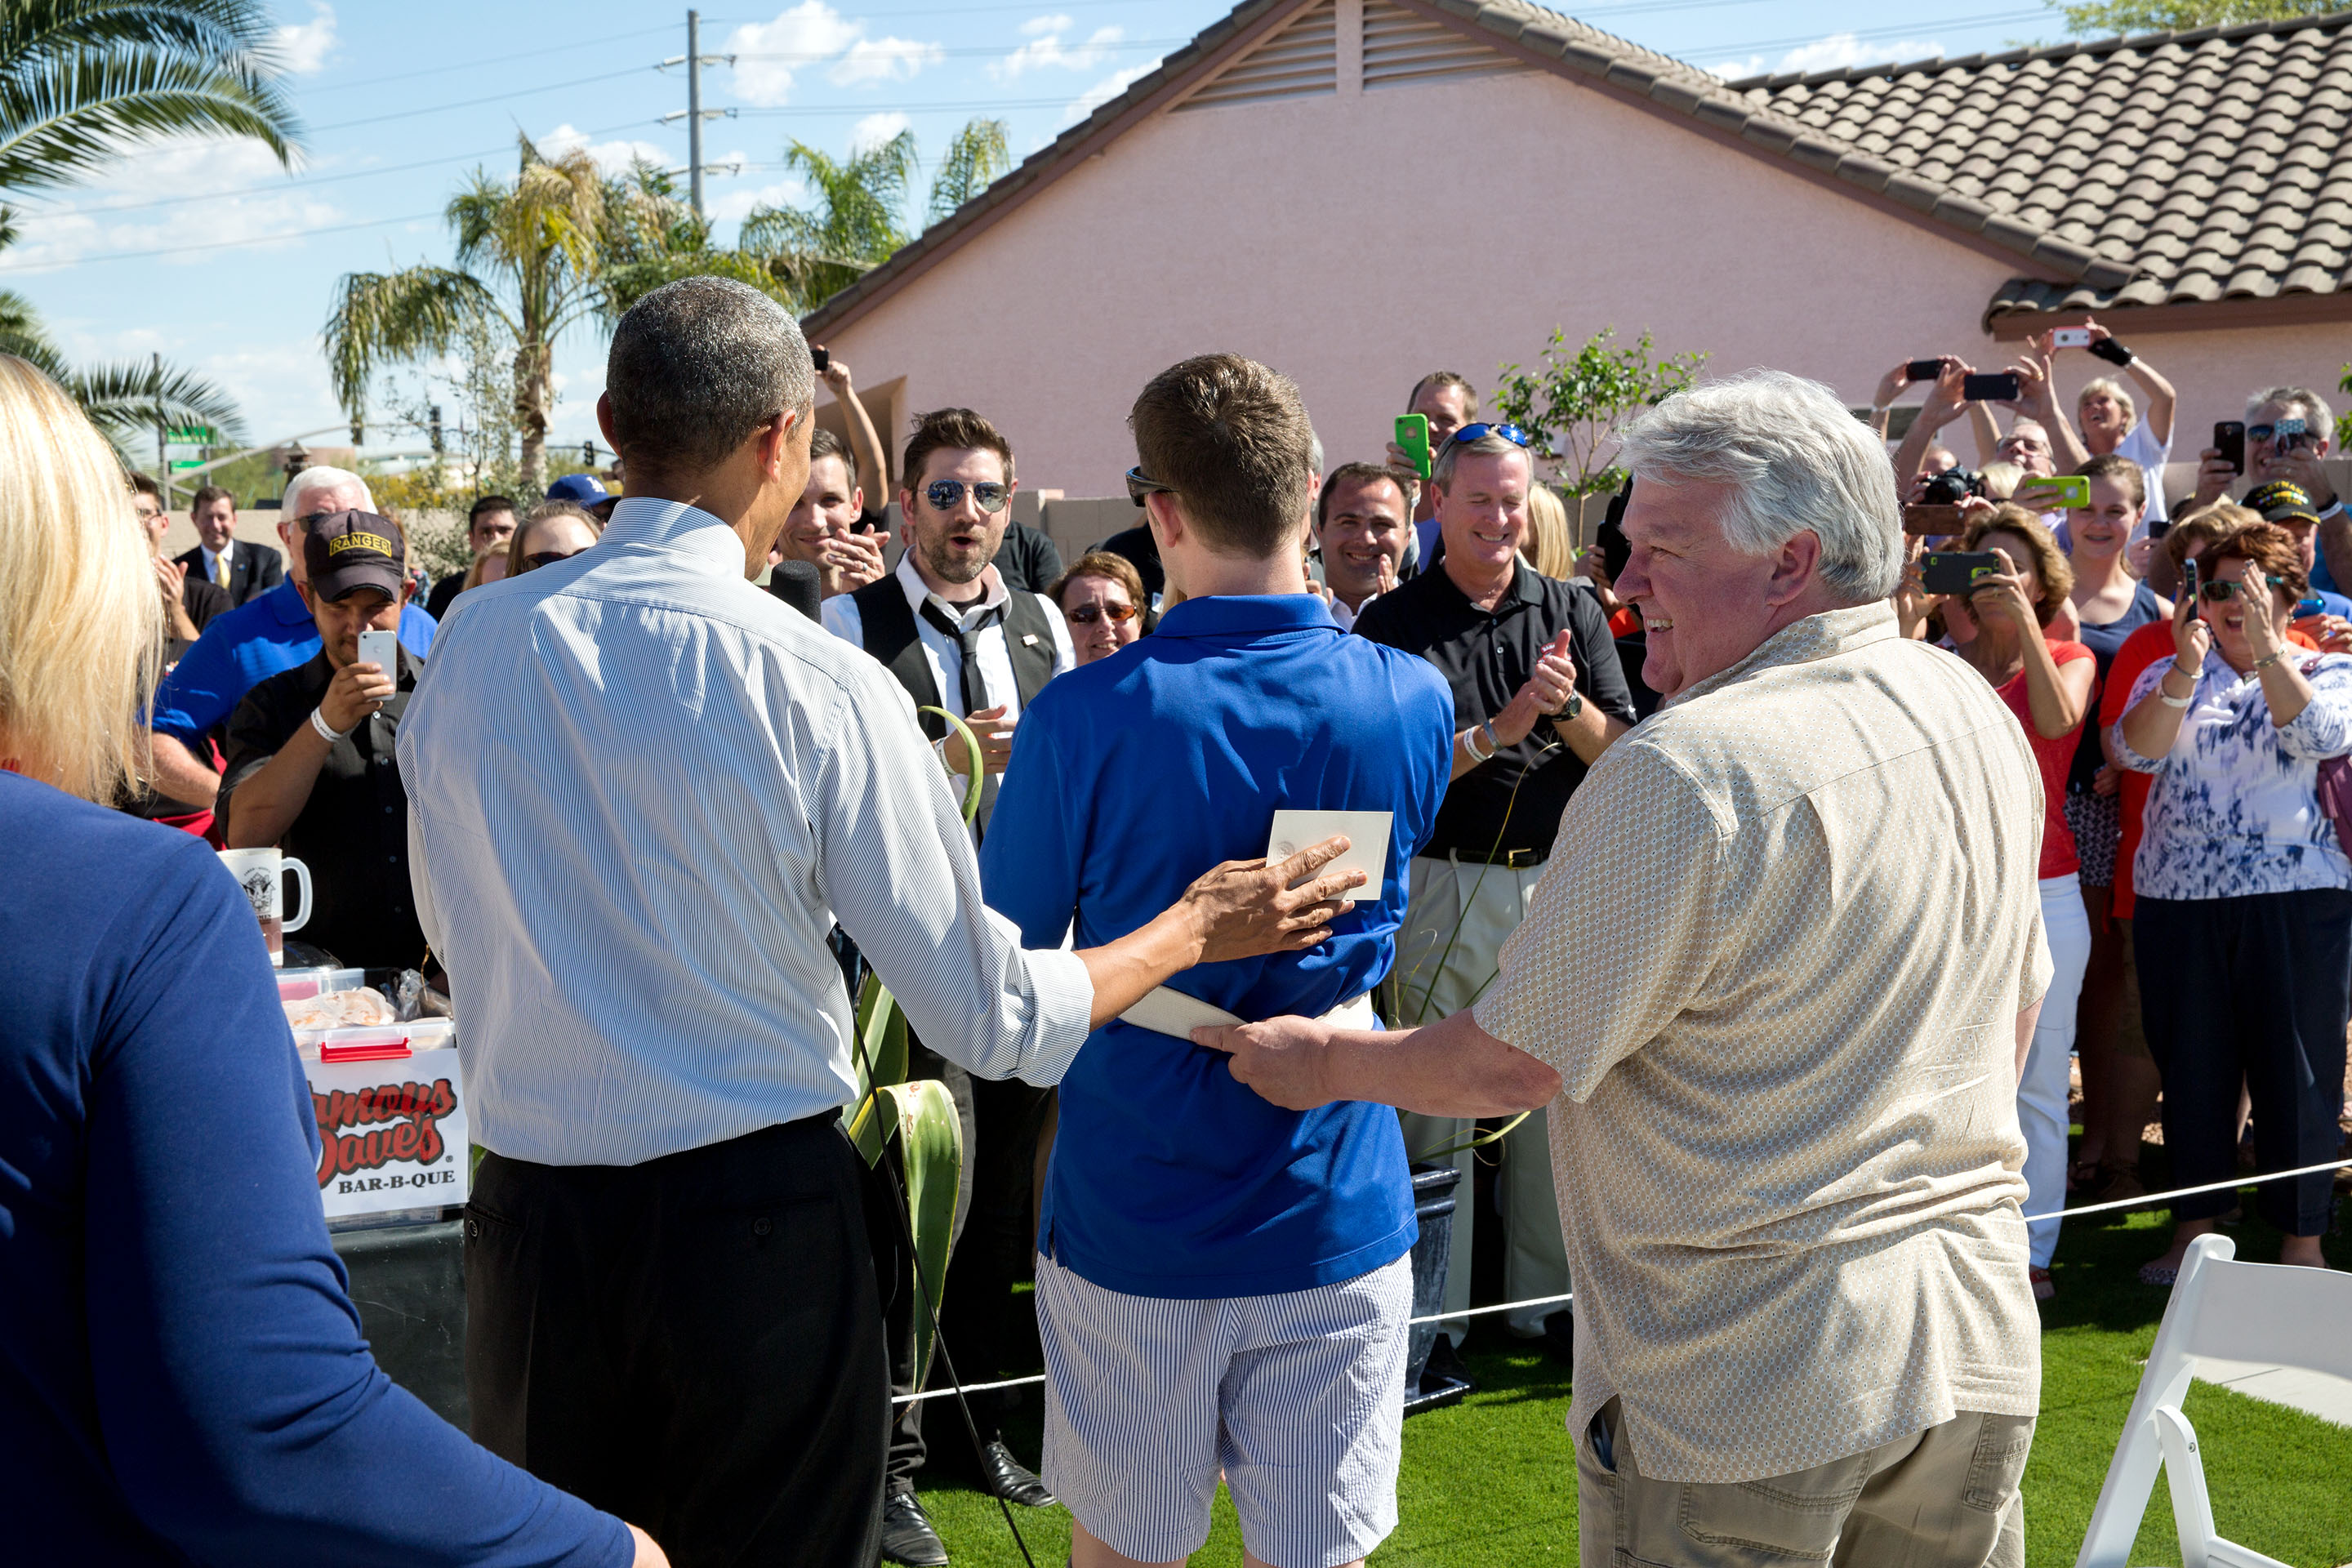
[1402,1162,1472,1414]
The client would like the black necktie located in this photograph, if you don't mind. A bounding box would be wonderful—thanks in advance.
[920,597,1009,830]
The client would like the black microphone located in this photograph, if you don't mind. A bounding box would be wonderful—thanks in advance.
[769,559,822,622]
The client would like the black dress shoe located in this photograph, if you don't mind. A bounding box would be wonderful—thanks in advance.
[880,1491,949,1566]
[978,1439,1058,1508]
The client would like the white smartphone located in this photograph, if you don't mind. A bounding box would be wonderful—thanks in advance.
[1266,809,1392,904]
[2051,327,2091,349]
[357,629,399,673]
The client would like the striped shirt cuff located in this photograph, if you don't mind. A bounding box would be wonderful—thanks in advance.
[1013,944,1096,1087]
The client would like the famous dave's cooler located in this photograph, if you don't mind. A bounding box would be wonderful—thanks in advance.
[280,968,468,1220]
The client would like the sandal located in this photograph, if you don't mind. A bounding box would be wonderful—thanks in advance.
[2138,1259,2180,1287]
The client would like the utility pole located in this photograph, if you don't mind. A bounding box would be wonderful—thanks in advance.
[152,351,166,500]
[661,11,734,220]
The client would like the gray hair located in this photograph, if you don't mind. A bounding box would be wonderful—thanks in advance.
[1616,370,1902,604]
[606,276,814,473]
[1431,428,1531,490]
[2078,376,2136,429]
[2247,384,2336,433]
[282,464,374,519]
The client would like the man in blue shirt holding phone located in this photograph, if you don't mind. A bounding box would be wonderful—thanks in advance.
[981,354,1453,1568]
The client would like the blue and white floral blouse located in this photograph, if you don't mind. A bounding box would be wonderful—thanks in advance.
[2113,650,2352,901]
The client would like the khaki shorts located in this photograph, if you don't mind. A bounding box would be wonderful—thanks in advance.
[1576,1398,2033,1568]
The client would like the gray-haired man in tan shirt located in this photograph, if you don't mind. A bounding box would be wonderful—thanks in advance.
[1201,370,2052,1568]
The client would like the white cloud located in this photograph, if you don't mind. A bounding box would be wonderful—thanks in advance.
[5,136,341,270]
[1061,60,1158,123]
[996,21,1124,80]
[830,36,943,87]
[851,112,911,153]
[272,2,338,76]
[538,122,669,177]
[1708,32,1943,81]
[711,174,807,227]
[725,2,938,104]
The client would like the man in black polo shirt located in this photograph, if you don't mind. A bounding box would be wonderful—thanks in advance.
[219,510,427,973]
[1353,422,1636,1360]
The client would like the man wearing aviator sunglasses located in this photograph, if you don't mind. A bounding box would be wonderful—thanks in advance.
[2191,386,2347,592]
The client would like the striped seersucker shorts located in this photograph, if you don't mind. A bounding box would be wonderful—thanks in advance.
[1034,1249,1413,1568]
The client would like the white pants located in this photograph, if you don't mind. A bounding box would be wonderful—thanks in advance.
[1390,852,1570,1340]
[2020,873,2091,1268]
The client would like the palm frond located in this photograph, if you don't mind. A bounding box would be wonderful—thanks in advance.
[0,1,300,193]
[66,355,244,445]
[926,118,1009,228]
[320,265,493,415]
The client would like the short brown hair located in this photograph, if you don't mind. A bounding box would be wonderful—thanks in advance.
[2073,451,2145,511]
[129,470,161,501]
[1316,461,1413,530]
[902,408,1011,492]
[809,425,857,488]
[1407,371,1479,418]
[189,483,234,513]
[1049,550,1145,612]
[1129,354,1316,559]
[507,501,601,577]
[1960,503,2074,626]
[2201,521,2309,604]
[2163,501,2256,569]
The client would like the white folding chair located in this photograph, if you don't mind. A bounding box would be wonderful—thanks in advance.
[2075,1233,2352,1568]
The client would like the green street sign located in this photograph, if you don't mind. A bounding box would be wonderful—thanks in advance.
[169,458,206,470]
[165,425,214,444]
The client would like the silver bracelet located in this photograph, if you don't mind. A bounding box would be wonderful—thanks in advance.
[310,706,354,744]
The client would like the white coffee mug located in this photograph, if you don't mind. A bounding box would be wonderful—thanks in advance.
[218,847,313,967]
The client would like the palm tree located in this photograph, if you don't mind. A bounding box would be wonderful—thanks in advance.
[325,136,612,492]
[597,157,804,319]
[926,118,1009,228]
[0,260,243,455]
[0,0,300,198]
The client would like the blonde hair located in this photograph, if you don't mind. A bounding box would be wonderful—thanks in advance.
[0,356,159,800]
[1521,483,1577,578]
[2078,376,2136,430]
[1978,461,2024,501]
[506,501,602,577]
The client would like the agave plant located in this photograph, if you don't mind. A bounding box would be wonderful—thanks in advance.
[843,706,985,1381]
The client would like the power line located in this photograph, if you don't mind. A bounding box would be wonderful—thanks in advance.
[305,65,658,134]
[290,22,680,91]
[0,210,439,274]
[731,35,1187,61]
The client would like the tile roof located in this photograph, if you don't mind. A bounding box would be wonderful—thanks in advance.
[800,0,2352,337]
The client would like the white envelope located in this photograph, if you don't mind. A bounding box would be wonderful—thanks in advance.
[1266,809,1392,903]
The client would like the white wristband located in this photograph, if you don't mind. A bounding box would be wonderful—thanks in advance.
[310,706,354,744]
[1463,724,1495,764]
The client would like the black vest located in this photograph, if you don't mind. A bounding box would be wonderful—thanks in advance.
[851,576,1059,737]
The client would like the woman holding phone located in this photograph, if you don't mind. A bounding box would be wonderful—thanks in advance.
[2114,523,2352,1284]
[1940,505,2097,1299]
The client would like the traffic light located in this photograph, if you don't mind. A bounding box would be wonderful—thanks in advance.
[350,417,364,446]
[581,440,597,467]
[430,404,443,454]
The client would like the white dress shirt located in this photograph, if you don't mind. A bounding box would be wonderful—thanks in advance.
[201,540,234,585]
[397,497,1094,1166]
[820,553,1076,720]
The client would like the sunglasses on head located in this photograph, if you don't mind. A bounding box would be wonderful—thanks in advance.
[1067,600,1138,626]
[525,549,584,570]
[923,479,1009,514]
[1446,422,1532,448]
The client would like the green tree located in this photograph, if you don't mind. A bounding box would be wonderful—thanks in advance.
[740,118,1011,313]
[595,158,804,318]
[0,281,243,455]
[2049,0,2334,33]
[1490,327,1708,496]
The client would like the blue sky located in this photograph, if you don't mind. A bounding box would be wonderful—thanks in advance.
[3,0,2072,468]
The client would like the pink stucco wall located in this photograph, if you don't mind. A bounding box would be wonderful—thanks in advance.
[821,30,2346,498]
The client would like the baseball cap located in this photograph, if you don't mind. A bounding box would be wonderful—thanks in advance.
[304,509,407,602]
[2246,479,2321,529]
[546,473,611,507]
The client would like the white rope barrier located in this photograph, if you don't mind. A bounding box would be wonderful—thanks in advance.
[892,1158,2352,1405]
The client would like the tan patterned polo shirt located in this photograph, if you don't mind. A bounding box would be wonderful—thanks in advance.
[1474,602,2051,1485]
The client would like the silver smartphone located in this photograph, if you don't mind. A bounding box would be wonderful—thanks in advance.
[357,628,398,673]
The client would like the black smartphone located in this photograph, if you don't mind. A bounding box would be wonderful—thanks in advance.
[2214,421,2245,476]
[2088,336,2133,367]
[2147,517,2173,541]
[2182,558,2201,612]
[1922,550,2002,595]
[1962,372,2022,403]
[1905,358,1944,383]
[812,345,831,372]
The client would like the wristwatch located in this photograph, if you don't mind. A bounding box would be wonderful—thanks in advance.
[1556,690,1584,722]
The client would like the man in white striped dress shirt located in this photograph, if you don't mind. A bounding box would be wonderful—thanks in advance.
[399,277,1361,1568]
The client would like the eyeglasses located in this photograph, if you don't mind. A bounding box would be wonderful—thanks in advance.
[923,479,1009,514]
[1446,423,1532,448]
[1125,466,1173,508]
[2198,579,2253,603]
[524,549,584,570]
[1067,600,1139,626]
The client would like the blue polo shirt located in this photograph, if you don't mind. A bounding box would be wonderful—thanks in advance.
[152,578,435,744]
[980,594,1454,1298]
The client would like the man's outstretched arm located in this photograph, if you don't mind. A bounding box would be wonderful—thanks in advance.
[1195,1007,1559,1116]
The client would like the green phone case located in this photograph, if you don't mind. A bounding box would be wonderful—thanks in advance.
[1395,414,1431,479]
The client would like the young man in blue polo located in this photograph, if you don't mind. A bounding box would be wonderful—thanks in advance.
[980,354,1454,1568]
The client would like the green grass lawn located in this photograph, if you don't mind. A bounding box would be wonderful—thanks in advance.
[916,1194,2352,1567]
